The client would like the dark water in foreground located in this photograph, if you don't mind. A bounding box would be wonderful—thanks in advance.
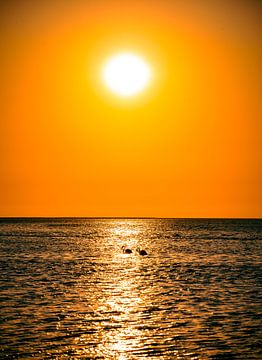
[0,218,261,359]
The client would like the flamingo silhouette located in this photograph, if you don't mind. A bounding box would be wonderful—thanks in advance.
[136,247,147,256]
[121,246,132,254]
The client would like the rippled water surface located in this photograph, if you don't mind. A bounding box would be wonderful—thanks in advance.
[0,218,261,359]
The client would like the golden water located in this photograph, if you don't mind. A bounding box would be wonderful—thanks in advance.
[0,218,261,359]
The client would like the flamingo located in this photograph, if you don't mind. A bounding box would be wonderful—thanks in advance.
[136,247,147,256]
[121,246,132,254]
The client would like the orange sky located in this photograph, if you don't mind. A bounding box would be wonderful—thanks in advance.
[1,0,261,217]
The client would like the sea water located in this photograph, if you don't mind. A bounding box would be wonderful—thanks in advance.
[0,218,261,359]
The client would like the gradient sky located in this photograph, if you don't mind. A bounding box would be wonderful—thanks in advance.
[1,0,261,217]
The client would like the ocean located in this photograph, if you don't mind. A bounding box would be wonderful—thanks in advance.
[0,218,261,359]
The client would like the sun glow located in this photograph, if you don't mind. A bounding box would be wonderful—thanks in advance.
[103,53,151,97]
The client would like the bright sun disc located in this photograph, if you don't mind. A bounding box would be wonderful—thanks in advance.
[103,53,151,97]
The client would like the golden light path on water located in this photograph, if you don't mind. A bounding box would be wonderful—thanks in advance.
[84,222,148,358]
[67,221,193,358]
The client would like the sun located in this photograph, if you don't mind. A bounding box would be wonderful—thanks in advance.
[103,53,151,97]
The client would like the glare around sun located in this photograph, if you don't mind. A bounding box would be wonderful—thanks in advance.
[103,53,151,97]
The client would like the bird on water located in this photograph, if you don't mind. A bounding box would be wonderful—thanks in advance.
[136,247,147,256]
[121,246,132,254]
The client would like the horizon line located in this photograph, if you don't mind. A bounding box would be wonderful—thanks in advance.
[0,216,261,220]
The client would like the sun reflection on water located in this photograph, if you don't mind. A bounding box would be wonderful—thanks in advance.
[81,221,153,357]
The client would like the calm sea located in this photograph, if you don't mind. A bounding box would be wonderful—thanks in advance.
[0,218,261,359]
